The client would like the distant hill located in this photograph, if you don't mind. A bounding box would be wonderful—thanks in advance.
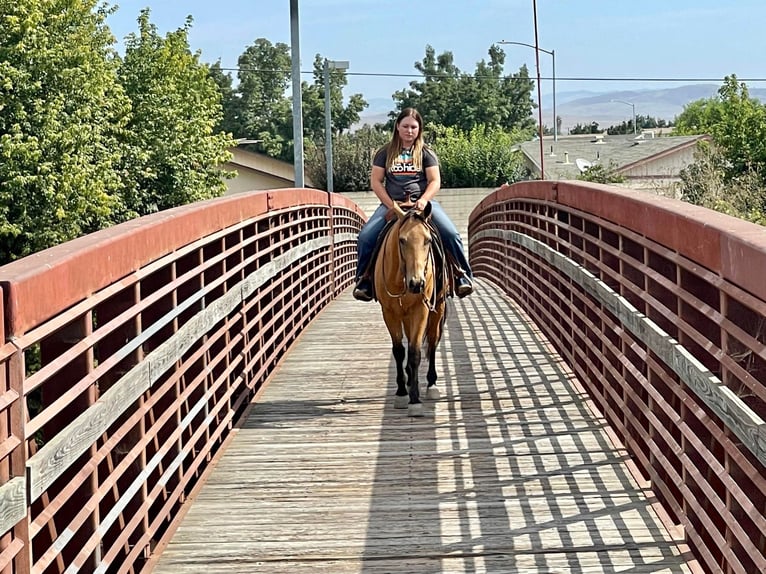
[356,84,766,132]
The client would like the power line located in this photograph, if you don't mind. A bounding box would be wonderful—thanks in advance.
[214,66,766,83]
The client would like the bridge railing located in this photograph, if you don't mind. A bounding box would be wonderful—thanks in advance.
[0,189,363,573]
[469,180,766,574]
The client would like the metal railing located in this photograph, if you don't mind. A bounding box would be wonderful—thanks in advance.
[0,188,364,573]
[469,180,766,574]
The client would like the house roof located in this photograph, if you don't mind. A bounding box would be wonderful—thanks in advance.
[516,132,709,180]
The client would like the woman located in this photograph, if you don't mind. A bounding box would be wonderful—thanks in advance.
[353,107,473,301]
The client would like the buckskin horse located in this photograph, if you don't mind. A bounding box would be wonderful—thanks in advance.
[373,202,447,417]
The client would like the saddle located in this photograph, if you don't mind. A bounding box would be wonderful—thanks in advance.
[360,204,462,302]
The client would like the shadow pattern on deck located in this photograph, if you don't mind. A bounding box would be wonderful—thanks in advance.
[153,280,694,573]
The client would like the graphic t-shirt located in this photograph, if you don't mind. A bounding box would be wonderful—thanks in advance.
[373,146,439,202]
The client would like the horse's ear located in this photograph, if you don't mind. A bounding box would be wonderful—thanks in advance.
[392,202,407,220]
[422,201,432,219]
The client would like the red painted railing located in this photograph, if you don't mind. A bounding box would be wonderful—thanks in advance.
[469,180,766,574]
[0,189,364,573]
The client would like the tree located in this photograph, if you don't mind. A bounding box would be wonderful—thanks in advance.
[606,114,671,135]
[0,0,131,262]
[209,61,242,137]
[117,10,234,216]
[300,54,367,143]
[392,45,535,133]
[569,122,602,135]
[676,75,766,183]
[232,38,293,159]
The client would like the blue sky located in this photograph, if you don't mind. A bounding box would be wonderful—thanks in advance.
[105,0,766,104]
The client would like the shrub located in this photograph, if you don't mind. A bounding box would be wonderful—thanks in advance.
[431,124,532,188]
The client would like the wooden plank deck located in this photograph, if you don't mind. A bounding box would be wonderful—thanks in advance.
[152,279,696,573]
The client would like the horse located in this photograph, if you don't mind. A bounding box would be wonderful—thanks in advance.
[373,202,447,417]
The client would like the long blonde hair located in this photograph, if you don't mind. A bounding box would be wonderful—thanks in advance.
[384,108,426,171]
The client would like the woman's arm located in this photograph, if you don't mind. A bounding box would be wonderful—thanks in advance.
[370,165,394,209]
[416,165,441,211]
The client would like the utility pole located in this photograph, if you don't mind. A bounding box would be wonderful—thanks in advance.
[323,59,349,193]
[289,0,304,187]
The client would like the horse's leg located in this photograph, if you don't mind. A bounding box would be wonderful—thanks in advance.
[404,308,429,417]
[425,304,446,400]
[392,342,408,408]
[381,309,408,409]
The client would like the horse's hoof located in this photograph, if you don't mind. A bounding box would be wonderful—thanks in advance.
[408,403,424,417]
[394,395,409,409]
[427,387,440,400]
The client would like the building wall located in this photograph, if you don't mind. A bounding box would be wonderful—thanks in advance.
[623,146,697,179]
[221,147,314,195]
[223,165,292,195]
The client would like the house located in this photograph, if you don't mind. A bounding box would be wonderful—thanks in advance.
[516,131,710,190]
[221,146,314,194]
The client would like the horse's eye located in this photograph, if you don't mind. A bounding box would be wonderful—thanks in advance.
[424,238,431,246]
[399,238,406,247]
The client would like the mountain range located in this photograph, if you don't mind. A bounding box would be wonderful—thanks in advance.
[357,84,766,132]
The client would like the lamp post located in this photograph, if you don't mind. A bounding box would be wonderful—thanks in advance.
[497,40,556,142]
[323,59,349,193]
[610,99,637,135]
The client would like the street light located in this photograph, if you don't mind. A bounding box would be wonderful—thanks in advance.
[610,99,637,135]
[323,59,349,193]
[497,40,556,142]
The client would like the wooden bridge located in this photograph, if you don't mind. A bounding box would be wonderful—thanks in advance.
[1,184,764,574]
[151,281,694,573]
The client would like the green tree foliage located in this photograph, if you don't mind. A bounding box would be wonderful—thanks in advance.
[676,75,766,179]
[209,60,241,137]
[606,115,671,135]
[569,122,602,135]
[431,125,532,187]
[0,0,131,261]
[117,10,234,216]
[300,55,368,143]
[674,98,720,135]
[392,45,536,133]
[213,45,368,165]
[228,38,293,158]
[305,125,390,192]
[675,75,766,223]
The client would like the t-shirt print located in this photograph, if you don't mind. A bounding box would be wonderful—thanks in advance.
[389,150,419,180]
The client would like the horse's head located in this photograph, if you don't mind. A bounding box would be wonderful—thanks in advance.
[393,202,433,295]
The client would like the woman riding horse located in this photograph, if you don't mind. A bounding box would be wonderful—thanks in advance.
[353,107,473,302]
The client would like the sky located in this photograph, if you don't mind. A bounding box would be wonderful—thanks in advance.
[104,0,766,111]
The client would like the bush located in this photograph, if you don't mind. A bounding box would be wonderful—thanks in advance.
[577,161,626,184]
[678,142,766,225]
[431,124,532,188]
[305,125,389,192]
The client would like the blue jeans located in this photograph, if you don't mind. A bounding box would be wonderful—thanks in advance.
[355,201,473,280]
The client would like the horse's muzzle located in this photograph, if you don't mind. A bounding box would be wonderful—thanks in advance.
[407,278,426,294]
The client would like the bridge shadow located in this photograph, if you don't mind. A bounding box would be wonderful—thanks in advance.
[360,280,693,573]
